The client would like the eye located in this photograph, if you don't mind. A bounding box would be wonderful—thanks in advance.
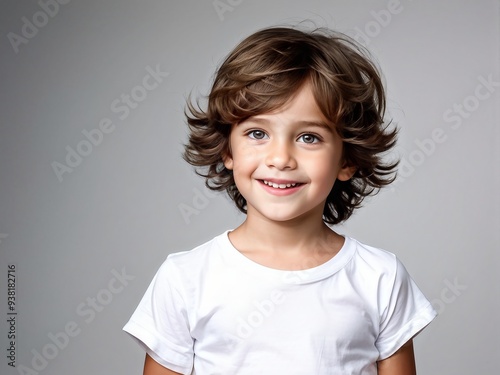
[247,130,268,140]
[298,134,320,144]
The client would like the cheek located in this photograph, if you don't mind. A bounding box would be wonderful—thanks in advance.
[229,148,260,184]
[232,145,261,167]
[308,159,339,189]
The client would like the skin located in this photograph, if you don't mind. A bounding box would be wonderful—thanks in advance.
[143,81,417,374]
[143,354,181,375]
[377,340,417,375]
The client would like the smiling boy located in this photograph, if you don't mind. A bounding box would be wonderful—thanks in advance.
[124,26,436,375]
[223,81,354,271]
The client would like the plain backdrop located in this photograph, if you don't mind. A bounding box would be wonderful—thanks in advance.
[0,1,499,374]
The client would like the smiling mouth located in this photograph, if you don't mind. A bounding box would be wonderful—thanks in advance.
[262,180,302,189]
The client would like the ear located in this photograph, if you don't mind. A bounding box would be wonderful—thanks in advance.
[337,163,356,181]
[222,152,233,170]
[222,126,235,170]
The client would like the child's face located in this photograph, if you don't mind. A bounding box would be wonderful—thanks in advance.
[223,81,355,224]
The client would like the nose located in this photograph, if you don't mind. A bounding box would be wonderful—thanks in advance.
[264,140,297,170]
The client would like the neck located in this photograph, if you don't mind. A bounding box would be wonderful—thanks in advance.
[230,207,340,254]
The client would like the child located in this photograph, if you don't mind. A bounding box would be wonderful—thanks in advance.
[123,25,437,375]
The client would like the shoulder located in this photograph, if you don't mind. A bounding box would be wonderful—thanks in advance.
[347,237,398,271]
[157,231,231,278]
[169,230,229,261]
[344,236,413,288]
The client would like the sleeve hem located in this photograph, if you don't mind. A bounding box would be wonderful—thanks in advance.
[377,302,437,360]
[123,320,193,374]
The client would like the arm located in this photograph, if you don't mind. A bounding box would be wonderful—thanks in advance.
[143,354,183,375]
[376,339,417,375]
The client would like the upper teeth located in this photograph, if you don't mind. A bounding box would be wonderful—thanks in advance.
[263,180,297,189]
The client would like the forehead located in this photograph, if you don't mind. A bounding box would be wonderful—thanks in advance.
[241,82,334,129]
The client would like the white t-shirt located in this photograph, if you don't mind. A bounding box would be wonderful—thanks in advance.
[123,231,436,375]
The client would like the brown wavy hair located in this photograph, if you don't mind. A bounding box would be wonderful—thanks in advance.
[184,26,398,224]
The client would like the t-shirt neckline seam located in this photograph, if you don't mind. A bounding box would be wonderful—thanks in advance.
[217,230,356,284]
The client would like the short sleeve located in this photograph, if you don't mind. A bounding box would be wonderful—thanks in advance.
[123,258,194,374]
[375,258,437,360]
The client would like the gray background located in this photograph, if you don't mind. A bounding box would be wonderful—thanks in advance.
[0,0,498,374]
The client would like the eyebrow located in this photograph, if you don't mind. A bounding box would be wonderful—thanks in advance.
[245,117,333,131]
